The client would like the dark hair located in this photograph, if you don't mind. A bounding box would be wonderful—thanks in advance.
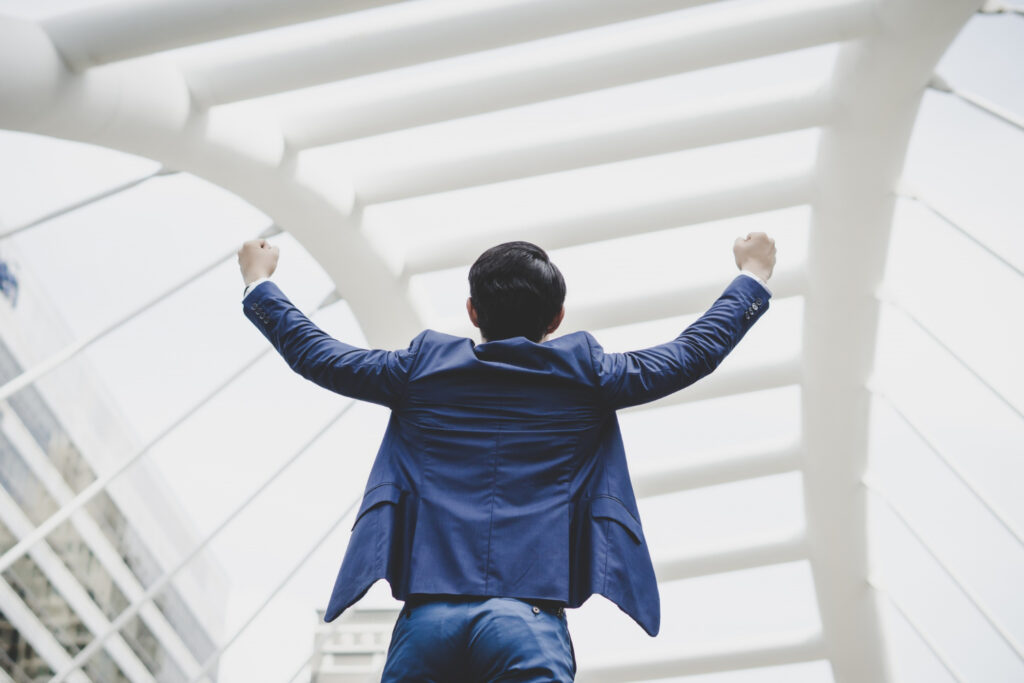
[468,241,566,343]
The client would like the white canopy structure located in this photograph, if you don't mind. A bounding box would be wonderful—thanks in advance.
[0,0,1021,681]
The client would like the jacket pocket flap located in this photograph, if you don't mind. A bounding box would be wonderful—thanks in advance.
[591,496,642,544]
[353,483,403,529]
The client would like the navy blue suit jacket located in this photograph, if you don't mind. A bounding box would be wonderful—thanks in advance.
[243,274,770,636]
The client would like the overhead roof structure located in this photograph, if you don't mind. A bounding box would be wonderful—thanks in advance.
[1,0,1022,681]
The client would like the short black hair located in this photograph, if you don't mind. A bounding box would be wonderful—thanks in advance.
[468,241,566,343]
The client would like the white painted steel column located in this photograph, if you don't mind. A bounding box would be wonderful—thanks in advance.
[280,0,875,148]
[800,1,980,680]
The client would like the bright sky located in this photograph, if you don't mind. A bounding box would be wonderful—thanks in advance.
[0,3,1021,683]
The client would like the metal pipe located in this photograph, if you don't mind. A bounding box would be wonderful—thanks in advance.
[356,85,833,205]
[0,224,281,403]
[43,0,405,71]
[0,169,168,241]
[654,531,807,582]
[402,172,814,276]
[178,0,718,107]
[865,480,1024,664]
[632,442,801,499]
[868,578,967,683]
[576,629,826,683]
[627,356,802,413]
[0,284,336,577]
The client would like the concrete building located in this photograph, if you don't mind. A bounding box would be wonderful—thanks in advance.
[309,606,399,683]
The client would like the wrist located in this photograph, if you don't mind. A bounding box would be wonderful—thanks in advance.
[739,264,771,282]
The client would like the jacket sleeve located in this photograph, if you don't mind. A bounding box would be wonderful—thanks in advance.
[242,281,420,408]
[588,275,771,410]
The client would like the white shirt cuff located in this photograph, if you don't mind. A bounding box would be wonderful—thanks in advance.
[738,270,772,296]
[243,277,271,301]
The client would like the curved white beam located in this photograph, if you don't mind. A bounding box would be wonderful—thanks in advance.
[42,0,404,71]
[632,442,801,499]
[178,0,718,107]
[799,1,980,680]
[402,172,814,276]
[0,17,422,347]
[280,0,875,148]
[356,85,833,205]
[575,630,826,683]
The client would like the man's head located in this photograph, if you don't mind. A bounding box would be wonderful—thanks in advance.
[467,241,566,343]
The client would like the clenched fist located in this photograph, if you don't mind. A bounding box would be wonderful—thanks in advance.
[733,232,776,282]
[237,239,279,285]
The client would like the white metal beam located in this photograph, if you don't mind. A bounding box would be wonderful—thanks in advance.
[178,0,719,107]
[653,531,807,583]
[0,291,339,578]
[52,479,362,683]
[929,74,1024,133]
[0,19,422,347]
[632,442,801,499]
[42,0,405,71]
[0,229,276,404]
[424,267,805,344]
[799,2,980,681]
[869,579,967,683]
[866,481,1024,664]
[575,630,826,683]
[279,0,875,148]
[402,172,814,276]
[355,85,833,205]
[625,356,802,413]
[0,168,168,240]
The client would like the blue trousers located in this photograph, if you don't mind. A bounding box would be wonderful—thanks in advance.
[381,597,576,682]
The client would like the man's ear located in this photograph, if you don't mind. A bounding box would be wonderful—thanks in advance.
[546,306,565,335]
[466,298,480,329]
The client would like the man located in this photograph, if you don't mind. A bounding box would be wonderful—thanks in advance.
[237,234,775,682]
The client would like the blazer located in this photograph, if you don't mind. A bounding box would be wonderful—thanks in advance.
[243,274,770,636]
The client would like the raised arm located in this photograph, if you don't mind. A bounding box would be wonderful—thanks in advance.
[236,240,418,407]
[591,233,776,410]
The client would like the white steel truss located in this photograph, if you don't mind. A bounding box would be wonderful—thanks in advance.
[0,0,1010,681]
